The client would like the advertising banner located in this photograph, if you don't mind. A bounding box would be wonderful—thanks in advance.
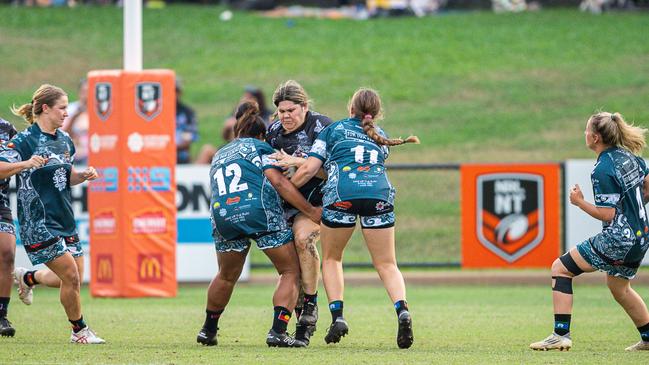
[87,70,177,297]
[461,164,561,268]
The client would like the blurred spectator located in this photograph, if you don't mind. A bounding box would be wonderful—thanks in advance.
[175,79,199,164]
[195,85,270,164]
[62,78,89,165]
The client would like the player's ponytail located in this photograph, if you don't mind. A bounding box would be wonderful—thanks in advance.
[350,88,419,147]
[11,84,66,125]
[589,112,646,155]
[234,100,266,139]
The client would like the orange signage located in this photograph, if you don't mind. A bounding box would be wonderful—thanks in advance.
[88,70,177,297]
[95,255,113,284]
[461,164,561,268]
[138,254,163,283]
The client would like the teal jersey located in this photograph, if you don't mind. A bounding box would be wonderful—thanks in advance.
[591,147,649,264]
[0,123,77,244]
[209,138,286,240]
[309,117,394,206]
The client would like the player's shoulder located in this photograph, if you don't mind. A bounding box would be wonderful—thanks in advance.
[267,120,283,135]
[0,119,17,141]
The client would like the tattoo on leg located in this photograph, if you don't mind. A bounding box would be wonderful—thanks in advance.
[306,231,320,259]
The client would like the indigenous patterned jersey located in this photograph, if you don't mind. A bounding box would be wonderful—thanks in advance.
[309,117,394,207]
[209,138,286,241]
[266,111,332,204]
[0,119,17,222]
[591,147,649,264]
[0,123,77,244]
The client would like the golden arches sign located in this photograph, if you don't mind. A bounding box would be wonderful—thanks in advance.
[138,255,163,282]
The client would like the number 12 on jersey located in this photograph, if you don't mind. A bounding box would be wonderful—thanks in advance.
[213,163,249,196]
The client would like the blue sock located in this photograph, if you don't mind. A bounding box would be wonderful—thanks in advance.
[554,314,571,336]
[329,300,343,322]
[638,322,649,342]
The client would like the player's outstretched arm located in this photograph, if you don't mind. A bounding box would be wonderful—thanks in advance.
[70,166,98,186]
[290,156,323,189]
[569,184,615,222]
[0,155,47,179]
[264,168,321,224]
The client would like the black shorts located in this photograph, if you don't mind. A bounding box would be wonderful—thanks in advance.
[322,199,395,229]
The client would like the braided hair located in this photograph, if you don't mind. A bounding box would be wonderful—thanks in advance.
[349,88,419,146]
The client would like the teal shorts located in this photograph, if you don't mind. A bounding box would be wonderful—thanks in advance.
[214,228,293,253]
[577,234,640,280]
[24,235,83,266]
[0,222,15,236]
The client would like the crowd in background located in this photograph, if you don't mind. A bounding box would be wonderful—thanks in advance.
[5,0,647,15]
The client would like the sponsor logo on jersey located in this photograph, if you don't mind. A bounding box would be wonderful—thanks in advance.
[53,167,67,191]
[95,83,112,120]
[226,196,240,205]
[476,173,544,263]
[342,166,351,172]
[357,166,371,172]
[334,201,352,210]
[138,254,163,283]
[133,210,167,234]
[95,254,113,283]
[135,82,162,121]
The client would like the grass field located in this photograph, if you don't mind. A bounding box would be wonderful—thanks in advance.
[1,283,648,364]
[1,6,648,265]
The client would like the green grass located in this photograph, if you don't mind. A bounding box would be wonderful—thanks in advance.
[1,283,648,364]
[2,6,649,264]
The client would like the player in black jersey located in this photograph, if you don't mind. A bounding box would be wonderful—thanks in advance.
[0,118,18,337]
[266,80,332,344]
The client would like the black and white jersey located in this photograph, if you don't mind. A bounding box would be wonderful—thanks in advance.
[266,111,333,205]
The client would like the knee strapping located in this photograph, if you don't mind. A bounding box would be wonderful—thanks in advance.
[559,252,584,276]
[552,276,573,294]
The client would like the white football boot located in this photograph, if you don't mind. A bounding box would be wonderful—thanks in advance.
[13,267,33,305]
[529,333,572,351]
[70,327,106,344]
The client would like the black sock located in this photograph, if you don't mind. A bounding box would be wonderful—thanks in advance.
[329,300,343,322]
[203,309,223,334]
[295,306,303,319]
[554,314,571,336]
[394,300,408,316]
[638,322,649,342]
[272,306,291,334]
[24,270,38,286]
[69,316,87,333]
[304,292,318,305]
[0,297,9,318]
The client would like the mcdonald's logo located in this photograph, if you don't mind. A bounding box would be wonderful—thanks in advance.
[138,254,163,283]
[95,255,113,284]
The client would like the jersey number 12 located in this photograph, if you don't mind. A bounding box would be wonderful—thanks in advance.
[213,163,248,196]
